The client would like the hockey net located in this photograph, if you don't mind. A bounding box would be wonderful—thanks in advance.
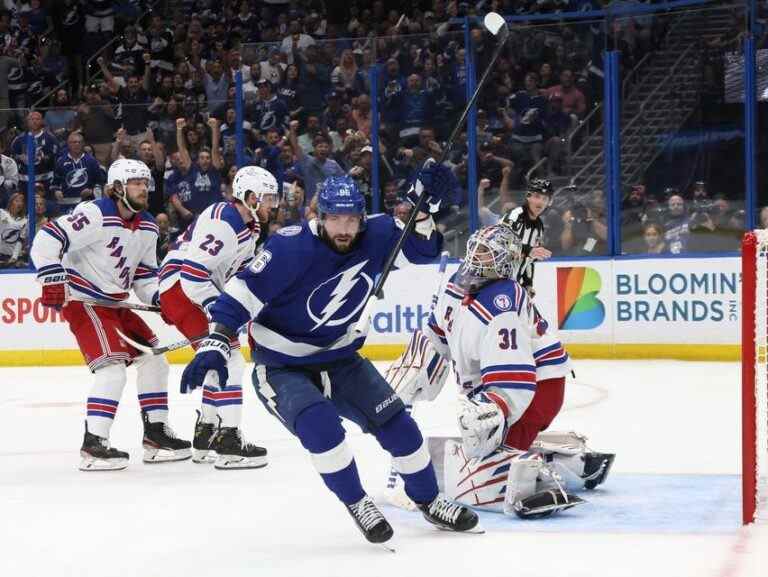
[741,231,768,524]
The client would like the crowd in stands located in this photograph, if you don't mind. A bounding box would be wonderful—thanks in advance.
[0,0,757,269]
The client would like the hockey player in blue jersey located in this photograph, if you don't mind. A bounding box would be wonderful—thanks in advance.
[180,173,480,545]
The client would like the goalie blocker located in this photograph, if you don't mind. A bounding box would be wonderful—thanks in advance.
[386,224,614,518]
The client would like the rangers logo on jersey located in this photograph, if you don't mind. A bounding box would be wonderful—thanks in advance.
[306,260,373,331]
[493,294,512,311]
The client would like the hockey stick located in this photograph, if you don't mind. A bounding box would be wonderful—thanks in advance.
[116,328,206,355]
[355,12,510,335]
[385,252,450,507]
[76,298,161,313]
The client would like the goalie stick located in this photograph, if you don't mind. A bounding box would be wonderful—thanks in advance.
[354,12,510,335]
[385,251,450,506]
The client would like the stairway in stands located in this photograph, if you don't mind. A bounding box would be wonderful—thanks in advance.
[565,6,737,195]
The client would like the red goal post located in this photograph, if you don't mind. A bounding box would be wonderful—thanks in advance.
[741,231,768,525]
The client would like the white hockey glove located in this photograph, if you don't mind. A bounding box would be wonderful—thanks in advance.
[457,393,506,459]
[385,329,449,404]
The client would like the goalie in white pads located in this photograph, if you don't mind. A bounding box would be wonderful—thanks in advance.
[387,224,614,518]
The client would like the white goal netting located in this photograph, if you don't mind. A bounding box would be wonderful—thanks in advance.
[744,230,768,524]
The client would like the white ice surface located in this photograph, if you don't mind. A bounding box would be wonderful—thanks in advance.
[1,360,766,577]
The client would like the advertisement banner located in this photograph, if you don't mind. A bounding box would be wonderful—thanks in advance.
[0,256,742,363]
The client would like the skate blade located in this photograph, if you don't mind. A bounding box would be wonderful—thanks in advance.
[79,456,128,471]
[435,522,486,535]
[192,449,216,464]
[143,447,192,463]
[377,542,396,553]
[214,455,268,470]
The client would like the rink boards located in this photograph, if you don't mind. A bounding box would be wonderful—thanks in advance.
[0,255,740,365]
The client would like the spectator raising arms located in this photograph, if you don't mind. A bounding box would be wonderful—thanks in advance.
[288,119,344,203]
[167,117,224,226]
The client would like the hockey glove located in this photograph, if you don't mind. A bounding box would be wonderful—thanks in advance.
[407,162,457,214]
[38,265,69,308]
[180,332,230,393]
[458,393,506,459]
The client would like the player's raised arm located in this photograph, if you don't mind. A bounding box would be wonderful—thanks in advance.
[389,163,461,268]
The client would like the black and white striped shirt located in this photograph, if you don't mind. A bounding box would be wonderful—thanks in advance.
[500,206,544,290]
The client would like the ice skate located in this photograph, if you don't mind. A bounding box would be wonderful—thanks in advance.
[142,413,192,463]
[79,422,129,471]
[210,425,267,470]
[192,410,217,464]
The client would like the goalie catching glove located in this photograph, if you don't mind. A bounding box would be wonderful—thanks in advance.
[385,329,450,404]
[457,393,506,459]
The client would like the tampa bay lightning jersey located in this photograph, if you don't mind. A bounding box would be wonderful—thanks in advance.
[211,214,442,366]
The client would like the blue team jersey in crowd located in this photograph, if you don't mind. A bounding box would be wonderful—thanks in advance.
[10,131,61,183]
[166,165,222,215]
[52,153,106,203]
[210,214,442,366]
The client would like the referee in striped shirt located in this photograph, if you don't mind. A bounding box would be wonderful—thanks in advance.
[499,178,553,295]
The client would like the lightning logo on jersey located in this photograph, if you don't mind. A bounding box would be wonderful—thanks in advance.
[307,260,373,331]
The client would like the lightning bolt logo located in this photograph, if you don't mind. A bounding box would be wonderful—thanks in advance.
[307,260,373,331]
[257,366,284,423]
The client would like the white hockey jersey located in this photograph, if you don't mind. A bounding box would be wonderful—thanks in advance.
[30,197,160,304]
[0,209,28,261]
[424,273,571,426]
[159,202,259,309]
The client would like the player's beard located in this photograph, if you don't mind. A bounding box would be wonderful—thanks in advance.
[123,190,148,213]
[329,233,355,254]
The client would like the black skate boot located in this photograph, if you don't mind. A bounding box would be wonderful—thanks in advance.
[192,410,217,464]
[210,425,267,470]
[583,452,615,490]
[346,495,394,546]
[142,413,192,463]
[418,494,481,533]
[79,421,129,471]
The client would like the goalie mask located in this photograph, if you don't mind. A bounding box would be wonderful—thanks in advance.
[456,224,522,293]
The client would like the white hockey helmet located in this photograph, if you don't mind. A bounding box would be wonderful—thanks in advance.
[107,158,151,189]
[232,166,278,220]
[107,158,151,213]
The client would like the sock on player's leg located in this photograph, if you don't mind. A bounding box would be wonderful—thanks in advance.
[85,363,127,439]
[295,402,366,505]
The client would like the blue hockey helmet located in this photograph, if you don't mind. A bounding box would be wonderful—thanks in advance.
[317,176,367,220]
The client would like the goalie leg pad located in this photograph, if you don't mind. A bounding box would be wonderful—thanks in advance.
[442,440,511,512]
[384,329,449,404]
[504,451,586,519]
[532,431,615,491]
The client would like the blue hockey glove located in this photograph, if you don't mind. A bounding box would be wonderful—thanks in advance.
[407,162,457,214]
[180,332,230,393]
